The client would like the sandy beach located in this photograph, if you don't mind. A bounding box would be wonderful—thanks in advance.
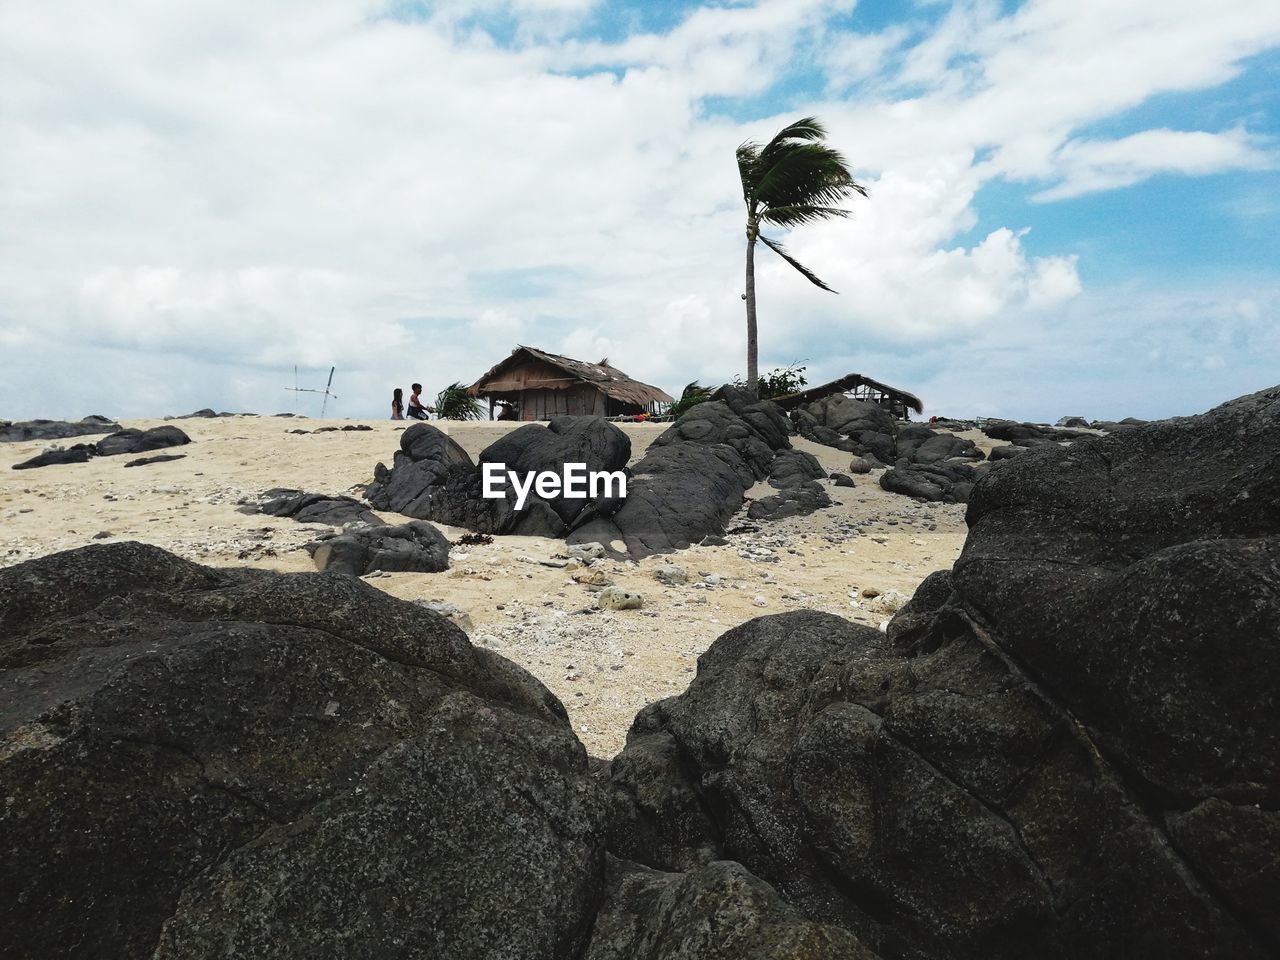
[0,415,986,755]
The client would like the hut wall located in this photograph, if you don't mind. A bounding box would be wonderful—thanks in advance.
[517,384,606,420]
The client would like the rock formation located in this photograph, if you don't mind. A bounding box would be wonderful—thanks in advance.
[0,542,594,960]
[10,425,190,470]
[367,416,630,539]
[248,488,384,527]
[369,391,829,557]
[602,383,1280,958]
[304,520,452,576]
[0,415,119,443]
[3,385,1276,959]
[791,394,987,502]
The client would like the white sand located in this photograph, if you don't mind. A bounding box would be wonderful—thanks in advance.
[0,416,972,756]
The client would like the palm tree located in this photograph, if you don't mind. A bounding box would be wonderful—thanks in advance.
[737,116,866,392]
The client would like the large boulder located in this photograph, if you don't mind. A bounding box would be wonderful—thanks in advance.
[878,459,978,502]
[792,395,896,461]
[584,858,876,960]
[10,426,191,470]
[981,420,1093,443]
[792,395,981,499]
[0,415,118,443]
[367,418,629,538]
[0,542,601,960]
[599,385,1280,959]
[570,388,819,557]
[250,488,384,527]
[304,520,452,576]
[94,425,191,457]
[369,393,824,558]
[11,444,96,470]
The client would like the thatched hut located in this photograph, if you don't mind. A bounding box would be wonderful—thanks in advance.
[773,373,924,420]
[467,346,673,421]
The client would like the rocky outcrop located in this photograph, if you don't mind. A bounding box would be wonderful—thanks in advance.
[94,426,191,457]
[879,459,980,503]
[0,542,597,960]
[584,858,876,959]
[570,388,821,557]
[981,420,1093,443]
[10,444,96,469]
[2,386,1277,958]
[600,384,1280,959]
[791,394,897,461]
[792,394,987,502]
[10,426,191,469]
[0,415,118,443]
[248,488,384,527]
[369,394,827,558]
[304,520,451,576]
[367,417,630,539]
[124,453,188,467]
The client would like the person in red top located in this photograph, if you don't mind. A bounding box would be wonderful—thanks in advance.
[407,383,434,420]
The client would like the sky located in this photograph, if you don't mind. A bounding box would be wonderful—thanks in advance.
[1,0,1278,423]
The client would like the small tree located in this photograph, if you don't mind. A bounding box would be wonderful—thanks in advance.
[737,117,865,392]
[668,381,713,419]
[733,364,808,400]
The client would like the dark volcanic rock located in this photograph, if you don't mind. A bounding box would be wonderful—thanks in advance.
[766,449,827,488]
[0,542,600,960]
[571,388,814,557]
[879,459,977,502]
[11,444,96,470]
[585,858,876,960]
[172,408,232,419]
[370,393,822,558]
[792,395,896,460]
[791,395,981,500]
[748,481,832,521]
[0,415,118,443]
[250,488,383,527]
[367,418,629,539]
[986,444,1027,461]
[981,420,1093,443]
[600,385,1280,959]
[5,385,1278,959]
[124,454,188,468]
[304,520,451,576]
[95,425,191,457]
[10,427,191,470]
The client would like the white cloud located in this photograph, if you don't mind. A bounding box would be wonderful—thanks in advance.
[0,0,1275,421]
[1033,127,1273,200]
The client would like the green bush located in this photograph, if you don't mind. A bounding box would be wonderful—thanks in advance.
[434,382,485,420]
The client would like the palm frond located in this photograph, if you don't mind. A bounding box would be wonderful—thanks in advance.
[759,234,837,293]
[434,382,484,420]
[753,143,866,210]
[736,142,760,206]
[759,204,852,227]
[760,117,828,160]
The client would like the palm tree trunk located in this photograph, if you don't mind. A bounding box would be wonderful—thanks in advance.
[744,222,759,394]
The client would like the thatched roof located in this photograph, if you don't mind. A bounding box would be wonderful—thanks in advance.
[468,345,674,406]
[772,373,923,414]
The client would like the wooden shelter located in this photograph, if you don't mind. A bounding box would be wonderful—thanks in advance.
[467,346,674,421]
[773,373,923,420]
